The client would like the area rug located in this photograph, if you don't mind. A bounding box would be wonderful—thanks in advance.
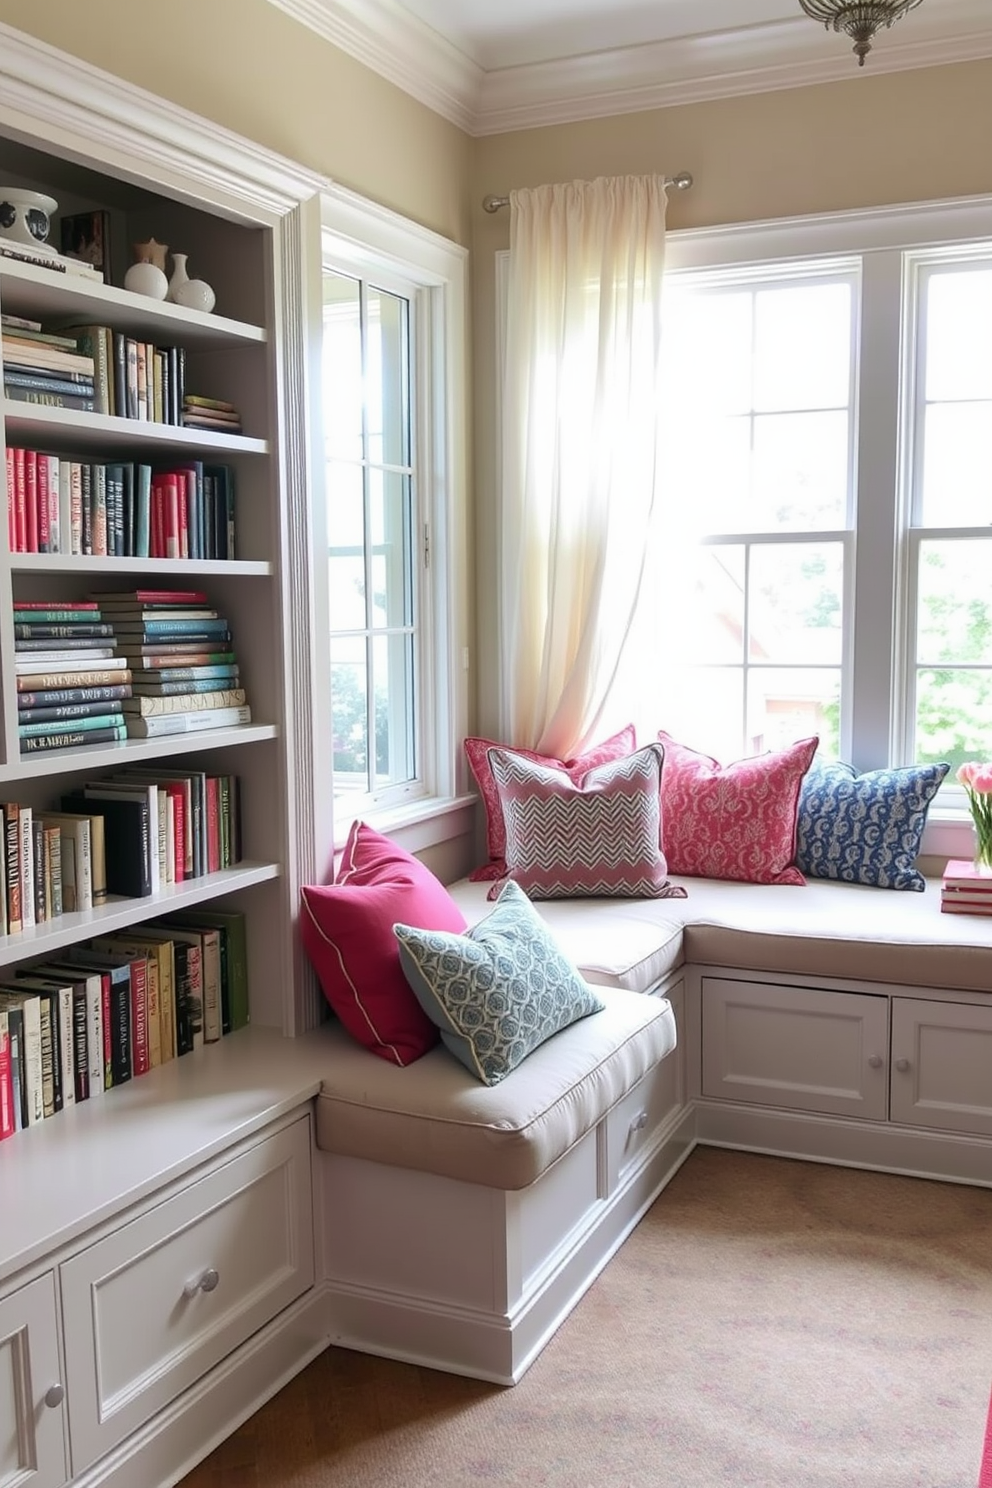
[180,1147,992,1488]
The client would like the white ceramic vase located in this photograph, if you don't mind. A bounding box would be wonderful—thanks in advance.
[0,188,59,252]
[123,260,168,300]
[174,277,216,314]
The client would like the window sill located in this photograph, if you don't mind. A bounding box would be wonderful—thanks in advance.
[336,793,477,856]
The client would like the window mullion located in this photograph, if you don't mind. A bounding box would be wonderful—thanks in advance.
[848,250,903,771]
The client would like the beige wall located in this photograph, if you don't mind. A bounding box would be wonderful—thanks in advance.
[0,0,473,247]
[469,58,992,736]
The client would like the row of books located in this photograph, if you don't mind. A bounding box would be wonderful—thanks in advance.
[0,242,101,281]
[5,447,237,559]
[14,589,251,751]
[1,318,186,422]
[0,907,249,1139]
[2,771,242,935]
[940,858,992,916]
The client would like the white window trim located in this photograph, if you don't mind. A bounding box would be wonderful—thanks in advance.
[320,184,472,849]
[496,189,992,859]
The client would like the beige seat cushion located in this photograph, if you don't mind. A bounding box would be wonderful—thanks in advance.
[449,875,992,995]
[447,880,686,994]
[315,989,676,1190]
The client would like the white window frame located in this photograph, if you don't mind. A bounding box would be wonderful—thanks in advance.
[497,191,992,859]
[319,184,471,851]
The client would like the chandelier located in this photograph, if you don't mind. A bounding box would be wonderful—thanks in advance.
[798,0,924,66]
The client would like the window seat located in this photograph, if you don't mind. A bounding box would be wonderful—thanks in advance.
[314,871,991,1388]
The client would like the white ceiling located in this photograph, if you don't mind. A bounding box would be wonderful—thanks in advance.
[269,0,992,134]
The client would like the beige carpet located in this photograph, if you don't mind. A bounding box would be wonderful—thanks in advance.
[179,1148,992,1488]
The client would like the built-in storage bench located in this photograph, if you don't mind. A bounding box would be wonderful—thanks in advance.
[314,983,691,1385]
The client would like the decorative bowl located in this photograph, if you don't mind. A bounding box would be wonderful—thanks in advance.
[0,188,59,250]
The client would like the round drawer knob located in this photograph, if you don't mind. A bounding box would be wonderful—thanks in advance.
[44,1383,64,1409]
[894,1058,911,1073]
[183,1267,220,1299]
[867,1055,883,1069]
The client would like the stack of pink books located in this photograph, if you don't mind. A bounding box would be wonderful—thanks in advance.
[940,859,992,916]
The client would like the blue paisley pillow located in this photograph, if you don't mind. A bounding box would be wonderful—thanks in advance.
[394,880,604,1085]
[795,760,949,891]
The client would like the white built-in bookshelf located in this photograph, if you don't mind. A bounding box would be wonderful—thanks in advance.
[0,24,333,1488]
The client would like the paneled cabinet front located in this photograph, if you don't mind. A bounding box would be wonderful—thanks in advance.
[0,1272,67,1488]
[890,997,992,1137]
[58,1116,314,1475]
[701,977,889,1120]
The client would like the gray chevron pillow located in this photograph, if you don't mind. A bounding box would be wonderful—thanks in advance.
[487,741,687,899]
[394,880,604,1085]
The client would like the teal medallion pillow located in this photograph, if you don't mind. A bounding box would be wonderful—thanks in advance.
[795,760,949,890]
[393,879,604,1085]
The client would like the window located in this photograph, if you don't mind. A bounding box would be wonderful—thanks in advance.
[616,200,992,844]
[320,186,468,835]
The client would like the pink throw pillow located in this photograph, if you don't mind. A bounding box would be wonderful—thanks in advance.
[489,742,686,899]
[464,724,637,881]
[657,732,819,885]
[299,821,467,1065]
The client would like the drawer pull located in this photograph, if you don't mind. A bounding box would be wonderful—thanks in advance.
[894,1058,911,1073]
[868,1055,883,1069]
[44,1383,64,1409]
[183,1267,220,1299]
[628,1110,649,1135]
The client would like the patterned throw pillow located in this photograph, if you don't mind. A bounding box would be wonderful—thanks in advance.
[657,732,819,885]
[795,760,949,890]
[488,742,686,899]
[394,880,604,1085]
[464,725,637,881]
[299,821,466,1066]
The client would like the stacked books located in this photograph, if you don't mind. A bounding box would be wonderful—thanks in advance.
[0,240,102,281]
[181,394,242,434]
[14,601,131,753]
[90,588,250,738]
[940,859,992,916]
[2,314,96,411]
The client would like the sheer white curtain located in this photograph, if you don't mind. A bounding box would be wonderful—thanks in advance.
[499,174,669,759]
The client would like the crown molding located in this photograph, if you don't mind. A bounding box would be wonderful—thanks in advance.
[0,20,327,220]
[267,0,482,133]
[266,0,992,137]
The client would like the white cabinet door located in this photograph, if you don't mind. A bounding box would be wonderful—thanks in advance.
[702,977,889,1120]
[890,998,992,1136]
[0,1273,66,1488]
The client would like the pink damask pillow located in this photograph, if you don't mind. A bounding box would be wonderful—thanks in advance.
[657,732,819,885]
[299,821,467,1065]
[488,742,687,899]
[464,725,636,881]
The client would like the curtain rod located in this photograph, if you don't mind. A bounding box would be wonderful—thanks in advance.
[482,170,693,214]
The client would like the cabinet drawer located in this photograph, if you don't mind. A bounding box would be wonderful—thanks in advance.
[0,1273,66,1488]
[702,978,889,1120]
[604,987,684,1191]
[60,1115,314,1473]
[891,998,992,1136]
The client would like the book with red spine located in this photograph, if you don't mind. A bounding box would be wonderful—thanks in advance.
[23,448,38,553]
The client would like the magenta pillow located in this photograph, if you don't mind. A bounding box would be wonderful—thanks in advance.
[489,742,686,900]
[657,732,819,886]
[299,821,467,1065]
[465,724,637,881]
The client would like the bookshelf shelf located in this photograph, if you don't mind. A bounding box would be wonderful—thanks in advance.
[9,555,272,577]
[0,256,267,348]
[2,403,269,455]
[1,724,279,782]
[0,859,279,970]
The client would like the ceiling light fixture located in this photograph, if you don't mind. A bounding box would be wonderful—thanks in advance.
[798,0,923,66]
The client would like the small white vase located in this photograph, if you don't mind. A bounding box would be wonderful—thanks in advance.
[124,260,169,300]
[174,277,216,314]
[167,251,190,304]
